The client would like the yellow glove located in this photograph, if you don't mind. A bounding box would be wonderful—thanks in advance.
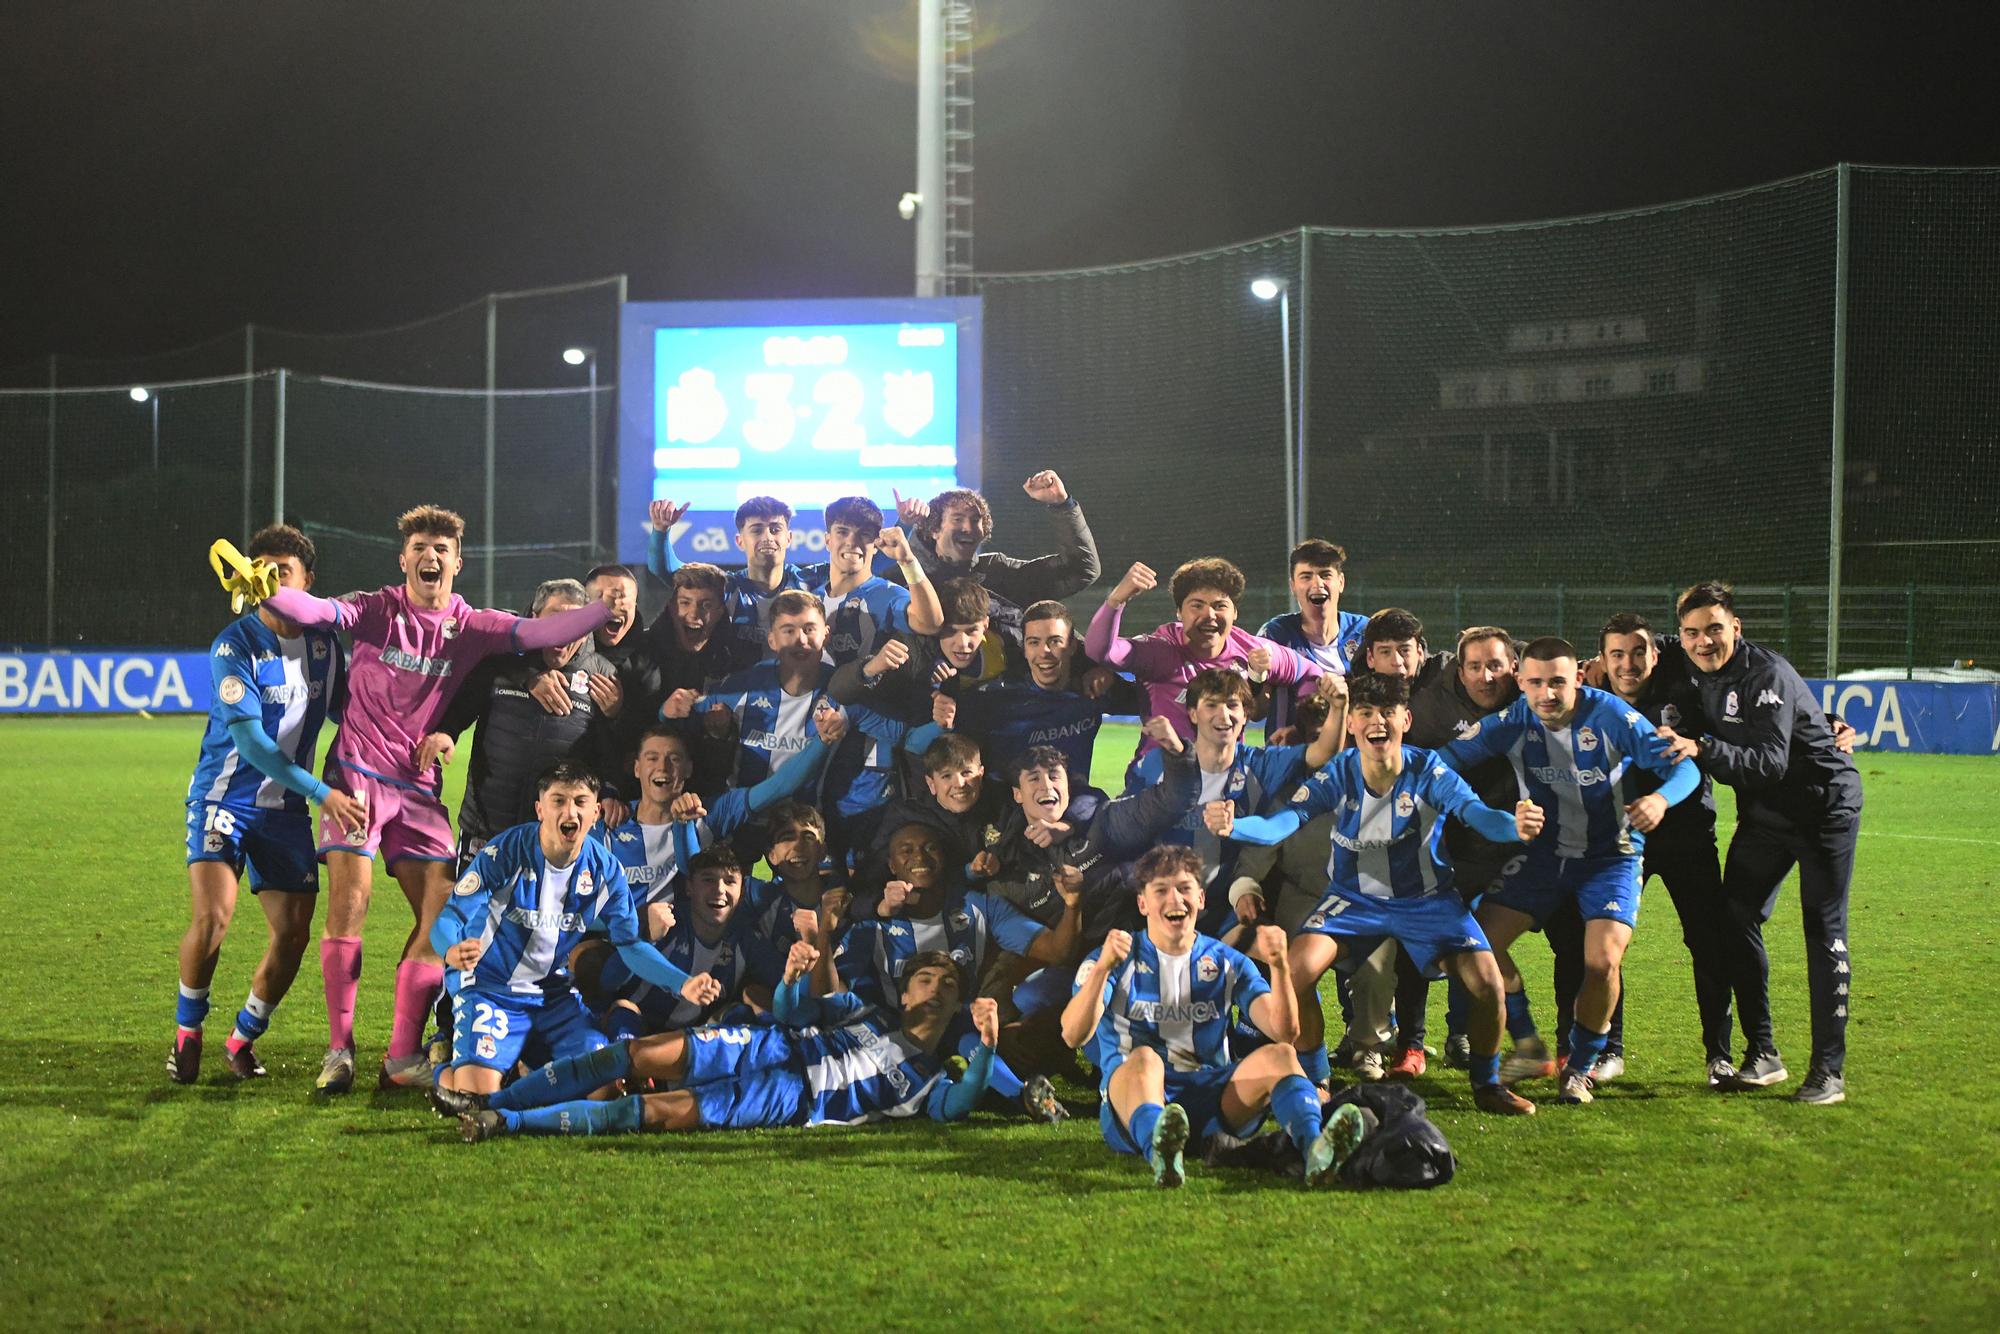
[208,539,280,613]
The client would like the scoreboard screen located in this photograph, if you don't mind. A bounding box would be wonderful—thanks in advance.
[617,297,982,569]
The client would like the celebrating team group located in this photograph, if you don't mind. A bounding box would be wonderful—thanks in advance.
[171,467,1862,1188]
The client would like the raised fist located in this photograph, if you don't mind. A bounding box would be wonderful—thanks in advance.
[1053,863,1085,906]
[1202,800,1235,838]
[1246,645,1273,683]
[1109,562,1157,607]
[1515,800,1546,841]
[813,699,851,744]
[876,526,914,563]
[1022,470,1069,505]
[670,791,706,821]
[864,638,910,679]
[1141,715,1184,754]
[1100,929,1133,965]
[679,972,723,1007]
[970,997,1001,1049]
[879,880,912,916]
[783,940,820,983]
[1251,924,1289,967]
[660,688,697,720]
[932,692,958,729]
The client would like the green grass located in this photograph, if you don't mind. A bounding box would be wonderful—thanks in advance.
[1,717,1996,1330]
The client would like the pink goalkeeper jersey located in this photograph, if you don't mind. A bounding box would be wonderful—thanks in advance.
[326,586,520,790]
[1085,604,1320,760]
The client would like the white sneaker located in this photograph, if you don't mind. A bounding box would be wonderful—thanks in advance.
[1706,1056,1739,1090]
[1350,1049,1386,1082]
[316,1047,356,1094]
[378,1051,436,1090]
[1556,1068,1595,1105]
[1499,1037,1557,1085]
[1590,1053,1626,1083]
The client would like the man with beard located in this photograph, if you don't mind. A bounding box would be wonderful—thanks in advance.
[1256,539,1368,744]
[894,470,1101,647]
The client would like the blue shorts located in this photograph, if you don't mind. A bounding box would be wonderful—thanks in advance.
[450,989,607,1073]
[1298,890,1491,979]
[1098,1060,1267,1154]
[682,1024,807,1128]
[1484,847,1643,929]
[184,801,317,893]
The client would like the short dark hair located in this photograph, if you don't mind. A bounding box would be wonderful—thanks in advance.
[900,949,963,996]
[1289,538,1347,572]
[922,732,984,776]
[1021,600,1072,631]
[1676,580,1735,620]
[673,562,727,597]
[763,800,826,843]
[1013,745,1068,783]
[1169,557,1245,607]
[1362,607,1425,657]
[1134,844,1206,887]
[1600,611,1652,654]
[768,589,824,624]
[584,563,638,588]
[917,489,993,545]
[247,523,316,574]
[1184,667,1252,711]
[824,495,885,538]
[938,577,990,626]
[1520,635,1578,664]
[536,761,602,796]
[688,845,742,879]
[735,496,792,529]
[637,723,691,752]
[1346,669,1411,713]
[1455,625,1515,662]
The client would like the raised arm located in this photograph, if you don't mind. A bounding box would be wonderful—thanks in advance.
[261,586,349,629]
[1060,936,1128,1050]
[1083,563,1156,667]
[979,473,1101,603]
[513,599,612,651]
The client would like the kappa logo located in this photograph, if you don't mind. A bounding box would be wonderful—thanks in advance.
[1755,689,1783,708]
[1195,955,1220,982]
[750,695,775,711]
[887,923,909,938]
[214,643,235,658]
[217,676,247,706]
[1577,726,1598,751]
[616,829,637,843]
[454,870,482,896]
[1433,764,1448,779]
[1623,710,1643,728]
[1134,960,1153,976]
[1395,791,1416,818]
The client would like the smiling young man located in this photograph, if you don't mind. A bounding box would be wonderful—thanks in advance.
[1210,672,1542,1116]
[1061,845,1369,1189]
[450,946,998,1140]
[596,846,786,1038]
[799,495,942,665]
[1086,558,1325,766]
[642,561,738,698]
[172,525,359,1084]
[428,763,721,1102]
[1257,539,1368,743]
[896,470,1102,647]
[245,504,616,1094]
[1438,637,1702,1106]
[1662,581,1863,1105]
[647,495,814,671]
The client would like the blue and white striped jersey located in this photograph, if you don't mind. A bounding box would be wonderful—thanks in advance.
[835,889,1045,1013]
[1284,747,1493,901]
[1126,741,1308,885]
[1078,932,1270,1081]
[797,569,915,667]
[1258,609,1366,741]
[698,663,912,820]
[615,913,784,1029]
[600,778,780,907]
[717,565,815,669]
[439,823,647,1004]
[1440,687,1694,860]
[186,612,344,813]
[764,988,959,1125]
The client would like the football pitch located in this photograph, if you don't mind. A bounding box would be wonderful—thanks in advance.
[2,718,1995,1330]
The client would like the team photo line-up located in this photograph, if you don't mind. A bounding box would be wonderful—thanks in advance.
[175,467,1861,1188]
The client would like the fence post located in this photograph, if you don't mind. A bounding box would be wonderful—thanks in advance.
[242,324,256,544]
[484,294,498,608]
[273,369,287,524]
[1905,584,1916,680]
[1554,584,1566,640]
[1826,163,1852,678]
[612,273,629,560]
[1296,227,1312,543]
[1782,586,1793,661]
[1452,586,1463,633]
[45,354,57,644]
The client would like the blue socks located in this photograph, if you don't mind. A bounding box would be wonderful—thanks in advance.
[175,983,210,1031]
[231,992,275,1044]
[1504,990,1538,1043]
[1271,1074,1324,1151]
[960,1029,1023,1098]
[1470,1051,1502,1088]
[503,1095,644,1137]
[488,1042,634,1111]
[1128,1102,1165,1164]
[1565,1022,1610,1076]
[1300,1043,1332,1085]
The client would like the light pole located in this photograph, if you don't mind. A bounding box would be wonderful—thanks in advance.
[1250,278,1298,553]
[130,386,159,469]
[564,347,600,561]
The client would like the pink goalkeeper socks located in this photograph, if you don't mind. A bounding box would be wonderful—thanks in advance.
[321,936,363,1051]
[388,959,444,1060]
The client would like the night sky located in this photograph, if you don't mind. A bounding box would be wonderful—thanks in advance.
[2,1,1992,372]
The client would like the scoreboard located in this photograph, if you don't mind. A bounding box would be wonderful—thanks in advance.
[617,297,982,568]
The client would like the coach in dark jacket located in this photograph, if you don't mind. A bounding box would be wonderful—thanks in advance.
[1662,581,1862,1106]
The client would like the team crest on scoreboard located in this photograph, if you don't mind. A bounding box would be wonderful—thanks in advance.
[1196,955,1220,982]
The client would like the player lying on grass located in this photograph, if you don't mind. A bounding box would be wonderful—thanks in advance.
[429,763,722,1100]
[234,504,619,1094]
[1061,845,1368,1189]
[172,524,362,1084]
[1205,671,1543,1116]
[447,946,999,1139]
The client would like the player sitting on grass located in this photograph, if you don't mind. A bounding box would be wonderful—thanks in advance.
[1438,637,1701,1106]
[1061,845,1368,1189]
[240,503,618,1094]
[743,801,843,953]
[450,946,999,1139]
[172,524,362,1084]
[428,763,722,1103]
[1205,671,1543,1116]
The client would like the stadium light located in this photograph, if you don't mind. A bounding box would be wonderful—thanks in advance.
[128,386,150,402]
[132,386,160,469]
[564,348,601,558]
[1251,279,1300,551]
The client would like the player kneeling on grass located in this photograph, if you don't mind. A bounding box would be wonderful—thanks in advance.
[429,763,722,1101]
[1060,845,1368,1189]
[1207,671,1544,1117]
[450,946,998,1139]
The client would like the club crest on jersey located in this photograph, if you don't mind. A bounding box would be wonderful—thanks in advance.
[441,617,460,640]
[1227,771,1246,795]
[454,870,482,896]
[1395,791,1416,818]
[1623,710,1642,727]
[1291,786,1312,803]
[217,676,247,705]
[476,1035,497,1060]
[950,911,971,931]
[1725,690,1740,719]
[1661,703,1682,728]
[1196,955,1220,982]
[983,825,1002,848]
[203,832,225,853]
[312,639,328,660]
[570,670,589,695]
[1577,726,1598,751]
[577,869,595,898]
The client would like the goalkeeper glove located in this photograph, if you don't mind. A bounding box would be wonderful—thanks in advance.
[208,538,280,612]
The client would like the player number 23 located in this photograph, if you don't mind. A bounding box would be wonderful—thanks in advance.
[469,1003,511,1041]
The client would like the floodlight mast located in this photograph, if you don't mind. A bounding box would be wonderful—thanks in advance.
[913,2,975,297]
